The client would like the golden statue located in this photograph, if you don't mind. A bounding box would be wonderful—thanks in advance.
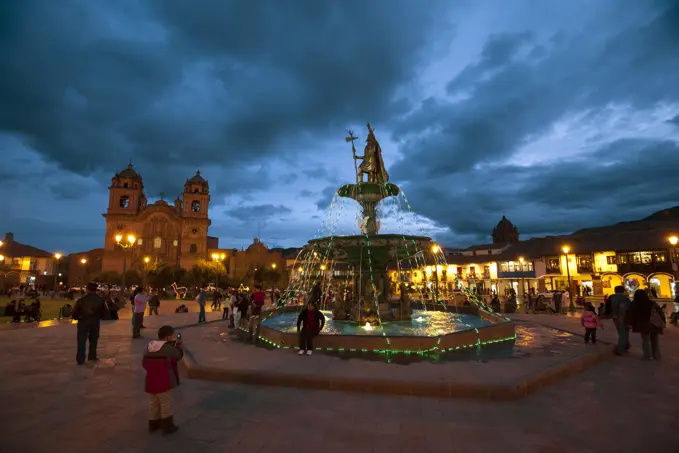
[348,123,389,184]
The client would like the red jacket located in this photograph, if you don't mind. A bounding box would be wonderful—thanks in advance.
[581,310,601,329]
[142,341,183,394]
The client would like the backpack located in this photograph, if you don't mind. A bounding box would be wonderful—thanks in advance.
[604,295,612,317]
[650,304,665,330]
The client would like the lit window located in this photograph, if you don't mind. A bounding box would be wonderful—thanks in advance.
[137,239,143,245]
[154,237,161,249]
[173,240,178,247]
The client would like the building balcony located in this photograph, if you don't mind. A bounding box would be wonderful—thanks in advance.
[545,266,561,274]
[616,262,673,275]
[497,270,536,279]
[577,265,593,274]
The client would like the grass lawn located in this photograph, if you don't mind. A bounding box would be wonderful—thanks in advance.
[0,297,69,323]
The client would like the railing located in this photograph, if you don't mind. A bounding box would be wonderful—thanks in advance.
[616,262,673,275]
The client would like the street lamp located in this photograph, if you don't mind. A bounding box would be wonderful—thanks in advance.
[562,245,574,312]
[668,236,679,295]
[211,252,226,288]
[53,253,62,292]
[115,233,137,291]
[80,258,87,284]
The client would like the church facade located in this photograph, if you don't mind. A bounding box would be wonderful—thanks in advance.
[101,164,215,274]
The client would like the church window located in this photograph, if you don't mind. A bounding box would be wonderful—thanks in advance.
[191,228,198,234]
[134,184,138,188]
[189,244,197,253]
[137,239,143,245]
[116,224,124,231]
[123,183,128,188]
[173,240,178,246]
[119,196,129,208]
[153,237,162,249]
[191,201,201,212]
[194,188,199,194]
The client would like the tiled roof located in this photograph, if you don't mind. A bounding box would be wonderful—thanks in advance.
[1,240,53,259]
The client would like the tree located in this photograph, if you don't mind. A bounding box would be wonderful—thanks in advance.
[185,259,228,288]
[92,271,122,285]
[123,270,142,286]
[148,263,185,288]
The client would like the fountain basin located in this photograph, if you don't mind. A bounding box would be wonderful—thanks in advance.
[258,307,515,354]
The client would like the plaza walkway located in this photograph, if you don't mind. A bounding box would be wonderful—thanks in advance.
[0,312,676,453]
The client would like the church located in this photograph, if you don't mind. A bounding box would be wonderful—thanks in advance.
[100,164,218,274]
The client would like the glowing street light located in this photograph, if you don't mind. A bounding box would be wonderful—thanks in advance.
[320,264,326,271]
[0,255,4,262]
[561,245,574,312]
[53,253,62,292]
[80,258,87,264]
[144,256,150,264]
[669,236,678,246]
[115,233,137,291]
[271,263,276,269]
[431,244,440,254]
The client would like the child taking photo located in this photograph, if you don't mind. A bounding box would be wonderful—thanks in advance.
[143,325,183,435]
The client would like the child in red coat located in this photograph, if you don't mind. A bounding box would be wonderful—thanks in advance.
[581,303,603,344]
[143,325,183,434]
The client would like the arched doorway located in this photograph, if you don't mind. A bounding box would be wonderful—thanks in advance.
[601,273,622,296]
[622,273,647,295]
[648,272,674,299]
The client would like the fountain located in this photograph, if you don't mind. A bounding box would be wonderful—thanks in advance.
[258,124,515,355]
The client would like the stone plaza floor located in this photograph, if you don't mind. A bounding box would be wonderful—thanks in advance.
[0,310,677,453]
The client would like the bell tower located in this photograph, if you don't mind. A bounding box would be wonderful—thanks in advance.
[106,164,145,216]
[182,171,210,218]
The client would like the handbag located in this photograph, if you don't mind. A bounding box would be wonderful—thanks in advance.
[650,305,665,329]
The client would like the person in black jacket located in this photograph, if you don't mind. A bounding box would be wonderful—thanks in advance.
[72,282,107,365]
[296,300,325,356]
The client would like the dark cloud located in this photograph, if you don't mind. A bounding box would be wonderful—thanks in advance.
[0,0,453,178]
[315,186,338,210]
[224,204,292,223]
[2,0,679,252]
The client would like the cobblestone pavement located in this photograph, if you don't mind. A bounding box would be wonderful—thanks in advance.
[0,313,677,453]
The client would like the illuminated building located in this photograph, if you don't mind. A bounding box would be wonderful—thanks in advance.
[101,164,217,274]
[0,232,60,287]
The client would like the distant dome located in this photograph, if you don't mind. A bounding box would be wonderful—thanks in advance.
[117,164,142,180]
[189,170,206,183]
[154,199,168,206]
[246,238,267,253]
[492,215,519,245]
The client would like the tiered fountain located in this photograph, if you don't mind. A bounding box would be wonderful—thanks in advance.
[259,124,515,355]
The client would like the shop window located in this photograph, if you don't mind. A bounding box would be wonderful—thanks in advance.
[654,253,666,263]
[618,255,628,264]
[606,256,616,265]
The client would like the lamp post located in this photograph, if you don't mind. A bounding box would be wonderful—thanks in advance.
[668,236,678,297]
[115,233,137,292]
[518,256,526,304]
[80,258,88,284]
[431,244,440,303]
[142,256,151,287]
[211,253,226,288]
[53,253,61,293]
[562,245,575,312]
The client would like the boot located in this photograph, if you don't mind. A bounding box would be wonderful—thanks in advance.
[149,420,160,433]
[161,416,179,435]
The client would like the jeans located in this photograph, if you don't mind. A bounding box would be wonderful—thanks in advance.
[299,328,316,351]
[613,318,631,353]
[133,312,144,337]
[641,332,660,359]
[198,304,206,323]
[76,318,100,364]
[149,306,158,315]
[584,327,597,343]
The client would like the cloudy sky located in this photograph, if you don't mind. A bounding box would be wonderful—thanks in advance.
[2,0,679,254]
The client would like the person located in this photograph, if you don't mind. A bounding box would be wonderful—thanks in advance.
[597,302,606,318]
[133,287,150,338]
[608,285,631,355]
[194,287,206,323]
[581,303,602,344]
[626,289,665,360]
[148,292,160,316]
[296,300,325,356]
[143,325,183,435]
[251,285,266,317]
[71,282,107,365]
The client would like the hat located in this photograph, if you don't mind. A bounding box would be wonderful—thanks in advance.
[86,282,98,292]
